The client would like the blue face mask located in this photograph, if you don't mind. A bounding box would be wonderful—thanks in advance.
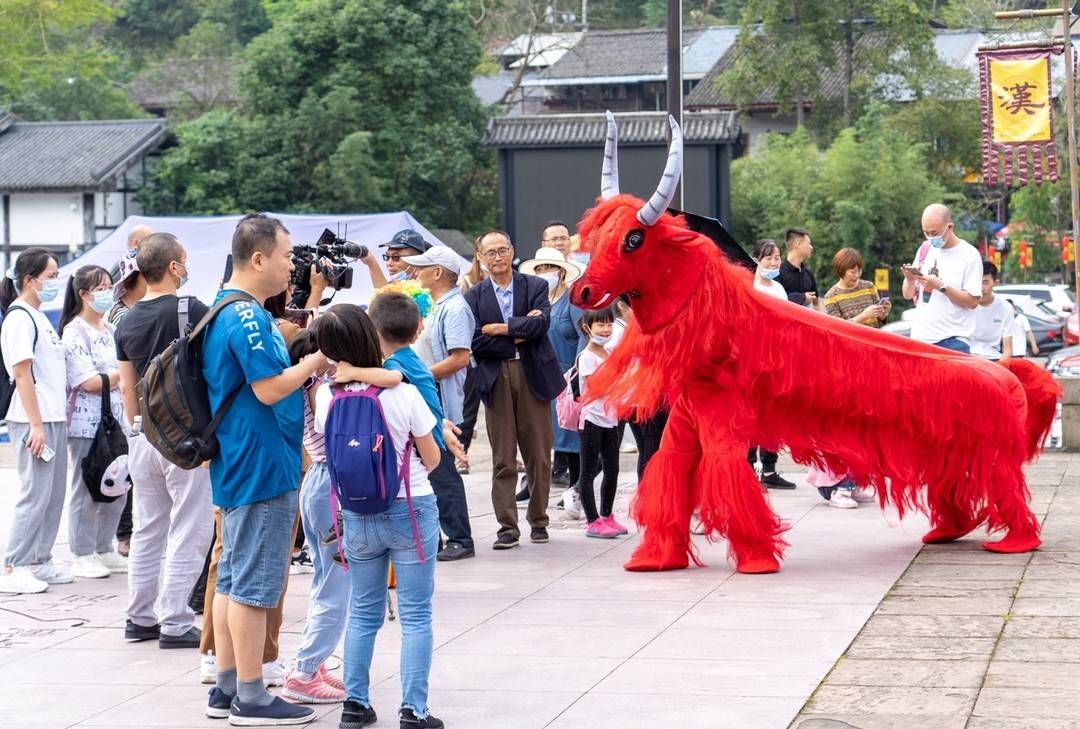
[37,278,60,303]
[90,289,114,314]
[927,235,946,249]
[760,266,781,280]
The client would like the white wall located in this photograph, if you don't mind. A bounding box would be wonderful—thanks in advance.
[8,192,84,253]
[741,112,799,156]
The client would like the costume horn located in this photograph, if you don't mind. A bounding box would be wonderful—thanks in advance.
[601,111,620,200]
[636,115,683,227]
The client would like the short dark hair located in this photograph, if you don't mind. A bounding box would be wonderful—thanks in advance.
[0,247,57,316]
[752,239,779,260]
[137,233,185,284]
[832,247,864,279]
[59,264,112,333]
[287,329,318,366]
[785,228,809,249]
[541,220,569,238]
[368,292,421,346]
[311,304,383,369]
[580,305,615,333]
[983,260,1000,280]
[232,213,290,266]
[479,230,513,249]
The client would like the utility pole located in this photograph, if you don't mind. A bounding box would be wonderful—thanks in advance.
[666,0,684,208]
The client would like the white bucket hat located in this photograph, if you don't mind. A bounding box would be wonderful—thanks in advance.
[519,247,583,283]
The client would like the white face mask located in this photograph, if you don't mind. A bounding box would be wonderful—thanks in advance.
[590,334,611,346]
[539,271,562,292]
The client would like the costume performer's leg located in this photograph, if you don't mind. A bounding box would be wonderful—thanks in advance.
[981,460,1041,554]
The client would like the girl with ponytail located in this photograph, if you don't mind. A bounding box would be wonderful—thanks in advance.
[0,248,72,594]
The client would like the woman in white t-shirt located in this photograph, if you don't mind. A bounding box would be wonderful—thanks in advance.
[752,239,788,301]
[311,304,445,729]
[58,265,129,580]
[0,248,71,595]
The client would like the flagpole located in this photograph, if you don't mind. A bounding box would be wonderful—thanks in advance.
[1061,0,1080,308]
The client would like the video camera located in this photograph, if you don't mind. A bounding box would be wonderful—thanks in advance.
[290,228,367,308]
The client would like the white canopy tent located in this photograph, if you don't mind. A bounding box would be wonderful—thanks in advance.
[44,211,470,318]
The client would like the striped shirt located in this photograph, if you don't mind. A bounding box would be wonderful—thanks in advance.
[824,280,883,327]
[302,383,326,462]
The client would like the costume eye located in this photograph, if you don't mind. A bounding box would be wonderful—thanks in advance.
[623,228,645,254]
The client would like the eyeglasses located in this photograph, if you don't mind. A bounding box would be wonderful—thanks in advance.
[482,247,513,260]
[543,235,571,243]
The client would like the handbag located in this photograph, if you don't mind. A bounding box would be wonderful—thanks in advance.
[555,355,583,431]
[81,373,131,503]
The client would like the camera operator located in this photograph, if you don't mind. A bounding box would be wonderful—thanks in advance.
[379,229,432,284]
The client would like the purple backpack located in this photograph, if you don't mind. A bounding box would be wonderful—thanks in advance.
[324,386,425,561]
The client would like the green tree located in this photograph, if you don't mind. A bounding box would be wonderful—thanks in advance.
[0,0,143,120]
[145,0,495,231]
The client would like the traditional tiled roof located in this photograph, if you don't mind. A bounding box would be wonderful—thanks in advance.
[484,111,739,147]
[0,118,168,191]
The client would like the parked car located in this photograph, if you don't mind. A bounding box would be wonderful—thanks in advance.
[1046,344,1080,376]
[995,284,1074,317]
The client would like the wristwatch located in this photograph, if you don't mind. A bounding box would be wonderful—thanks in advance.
[939,284,948,294]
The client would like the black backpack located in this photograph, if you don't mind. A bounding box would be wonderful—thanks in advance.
[138,293,253,469]
[82,374,129,503]
[0,306,39,418]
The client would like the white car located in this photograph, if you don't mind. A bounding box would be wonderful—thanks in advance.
[995,284,1075,317]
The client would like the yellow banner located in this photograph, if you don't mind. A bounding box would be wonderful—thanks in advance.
[990,57,1052,143]
[874,267,889,291]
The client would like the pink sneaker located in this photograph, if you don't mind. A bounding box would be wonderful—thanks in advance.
[603,514,628,535]
[281,671,345,704]
[318,664,345,692]
[585,519,619,539]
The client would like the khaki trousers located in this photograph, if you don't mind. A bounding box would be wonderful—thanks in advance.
[486,360,553,539]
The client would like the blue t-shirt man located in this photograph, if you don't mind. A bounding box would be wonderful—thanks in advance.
[203,289,303,508]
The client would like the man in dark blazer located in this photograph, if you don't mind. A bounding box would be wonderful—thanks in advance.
[464,230,565,550]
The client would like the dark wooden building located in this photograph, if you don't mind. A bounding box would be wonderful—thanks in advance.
[484,111,741,257]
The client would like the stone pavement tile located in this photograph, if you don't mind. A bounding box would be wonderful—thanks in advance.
[1024,563,1080,581]
[1002,616,1080,639]
[484,597,694,628]
[419,653,623,693]
[706,578,901,605]
[875,595,1014,615]
[436,622,659,658]
[842,635,996,661]
[993,637,1080,662]
[591,657,827,698]
[973,688,1080,721]
[967,718,1080,729]
[985,661,1080,689]
[547,691,805,729]
[670,601,875,633]
[16,646,195,685]
[1017,580,1080,598]
[1013,597,1080,617]
[637,628,856,663]
[912,550,1033,566]
[0,683,149,728]
[802,685,977,718]
[767,559,919,583]
[860,614,1005,638]
[792,712,969,729]
[824,657,989,688]
[900,564,1028,583]
[533,569,729,602]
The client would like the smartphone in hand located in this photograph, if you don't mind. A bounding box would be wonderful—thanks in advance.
[21,432,56,462]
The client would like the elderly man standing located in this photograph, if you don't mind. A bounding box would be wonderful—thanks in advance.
[902,203,982,353]
[464,231,564,550]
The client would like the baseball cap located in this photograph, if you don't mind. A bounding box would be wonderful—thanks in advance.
[380,229,432,253]
[402,246,464,276]
[113,250,140,299]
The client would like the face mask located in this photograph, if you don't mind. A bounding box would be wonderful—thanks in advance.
[90,290,114,314]
[760,266,780,280]
[539,272,561,292]
[927,235,945,249]
[480,263,490,274]
[37,278,60,303]
[174,263,189,288]
[590,334,611,346]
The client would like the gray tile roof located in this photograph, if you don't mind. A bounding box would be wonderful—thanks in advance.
[484,111,739,147]
[0,118,168,192]
[538,27,705,81]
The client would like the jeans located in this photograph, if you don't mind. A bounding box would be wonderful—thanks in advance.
[67,436,126,556]
[578,421,620,523]
[295,463,350,674]
[935,336,971,353]
[5,422,68,567]
[427,448,473,549]
[343,495,440,717]
[217,489,297,610]
[126,434,213,636]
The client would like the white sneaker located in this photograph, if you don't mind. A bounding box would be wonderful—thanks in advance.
[31,561,75,584]
[200,651,216,684]
[263,658,288,687]
[851,487,876,504]
[96,551,128,573]
[829,490,858,509]
[690,514,707,535]
[71,554,111,579]
[0,565,49,594]
[563,488,583,520]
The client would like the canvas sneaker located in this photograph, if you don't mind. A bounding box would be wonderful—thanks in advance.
[206,686,233,719]
[282,671,345,704]
[228,695,315,726]
[829,489,859,509]
[0,565,49,594]
[563,488,583,520]
[263,658,289,687]
[585,519,620,539]
[851,487,876,504]
[71,554,111,579]
[31,561,74,584]
[97,550,128,573]
[200,651,217,684]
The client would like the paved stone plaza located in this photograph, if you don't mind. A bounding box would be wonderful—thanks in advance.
[0,444,1076,729]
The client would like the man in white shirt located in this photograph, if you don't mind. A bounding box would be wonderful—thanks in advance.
[970,262,1015,360]
[902,203,982,353]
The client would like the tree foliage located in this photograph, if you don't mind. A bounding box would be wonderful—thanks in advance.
[143,0,495,231]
